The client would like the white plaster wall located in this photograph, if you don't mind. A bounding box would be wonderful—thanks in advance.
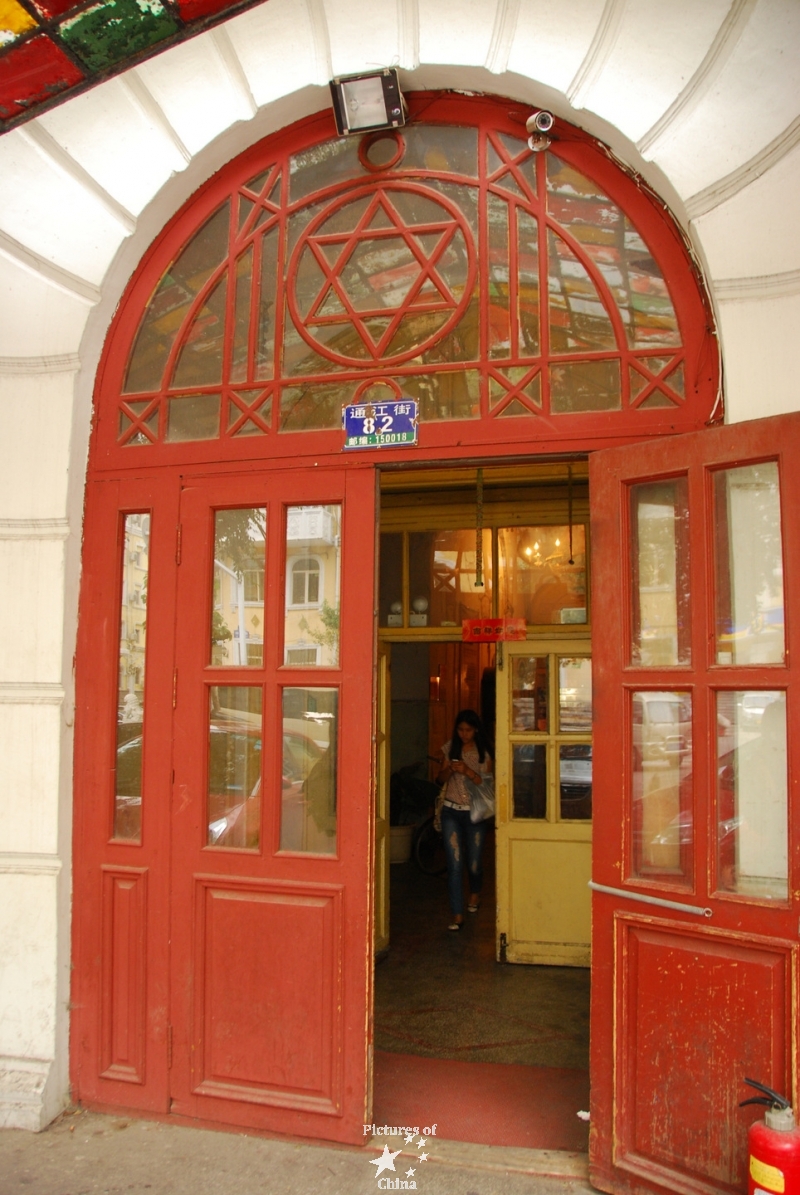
[0,0,799,1131]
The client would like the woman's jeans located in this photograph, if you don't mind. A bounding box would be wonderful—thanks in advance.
[441,805,488,917]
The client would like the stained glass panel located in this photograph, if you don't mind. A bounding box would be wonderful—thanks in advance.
[115,121,698,446]
[124,203,230,395]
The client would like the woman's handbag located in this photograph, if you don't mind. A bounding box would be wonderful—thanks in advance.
[467,774,495,823]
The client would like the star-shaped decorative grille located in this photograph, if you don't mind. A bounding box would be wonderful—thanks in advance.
[288,183,476,366]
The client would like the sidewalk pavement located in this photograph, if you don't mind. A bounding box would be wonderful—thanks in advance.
[0,1108,596,1195]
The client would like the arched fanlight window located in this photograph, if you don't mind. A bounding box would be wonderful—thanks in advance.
[96,95,717,463]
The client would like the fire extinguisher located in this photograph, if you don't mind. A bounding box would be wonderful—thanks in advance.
[740,1078,800,1194]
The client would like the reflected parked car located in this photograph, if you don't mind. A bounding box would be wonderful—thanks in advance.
[115,721,324,848]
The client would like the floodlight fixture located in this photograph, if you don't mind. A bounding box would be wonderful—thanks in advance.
[330,68,407,136]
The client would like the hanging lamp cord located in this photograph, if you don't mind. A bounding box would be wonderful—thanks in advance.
[568,464,574,565]
[475,467,484,587]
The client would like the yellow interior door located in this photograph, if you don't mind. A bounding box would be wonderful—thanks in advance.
[374,641,391,956]
[495,638,592,966]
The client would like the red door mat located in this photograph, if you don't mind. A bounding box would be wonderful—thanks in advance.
[373,1051,590,1152]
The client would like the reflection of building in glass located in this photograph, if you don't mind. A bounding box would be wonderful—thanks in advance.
[284,506,342,667]
[212,508,267,666]
[118,513,150,721]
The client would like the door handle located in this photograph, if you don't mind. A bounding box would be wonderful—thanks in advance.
[589,881,712,918]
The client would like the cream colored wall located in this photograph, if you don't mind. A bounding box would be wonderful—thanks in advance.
[0,0,798,1130]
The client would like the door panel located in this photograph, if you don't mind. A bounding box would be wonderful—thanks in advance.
[72,476,178,1112]
[496,638,592,966]
[169,466,376,1143]
[589,412,800,1195]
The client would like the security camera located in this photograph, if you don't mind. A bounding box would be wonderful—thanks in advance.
[526,110,555,135]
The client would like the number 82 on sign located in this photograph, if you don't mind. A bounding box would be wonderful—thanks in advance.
[342,400,418,450]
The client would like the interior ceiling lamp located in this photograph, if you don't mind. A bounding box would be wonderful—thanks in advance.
[330,68,407,136]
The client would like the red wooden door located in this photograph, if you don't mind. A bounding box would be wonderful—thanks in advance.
[589,412,800,1195]
[167,463,375,1142]
[71,474,178,1112]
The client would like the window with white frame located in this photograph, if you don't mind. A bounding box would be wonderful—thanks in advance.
[290,557,321,607]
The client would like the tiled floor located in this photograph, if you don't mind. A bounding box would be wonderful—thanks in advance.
[374,837,590,1071]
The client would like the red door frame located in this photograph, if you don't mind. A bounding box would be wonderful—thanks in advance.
[71,92,723,1146]
[589,412,800,1195]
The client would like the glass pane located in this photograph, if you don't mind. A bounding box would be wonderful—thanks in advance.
[290,137,364,202]
[548,229,616,353]
[166,393,221,441]
[559,657,592,731]
[379,532,403,626]
[401,125,478,176]
[285,506,341,666]
[280,381,351,431]
[560,745,592,820]
[230,245,253,384]
[487,191,510,358]
[207,686,262,849]
[114,513,150,840]
[281,688,338,853]
[517,209,540,355]
[256,225,279,378]
[211,508,267,666]
[546,156,680,350]
[123,203,230,394]
[119,398,159,445]
[228,388,271,436]
[512,743,546,818]
[630,478,690,666]
[714,463,785,665]
[511,656,548,732]
[717,691,787,900]
[287,186,471,368]
[550,359,621,413]
[171,273,227,389]
[631,691,692,885]
[399,370,480,421]
[408,529,492,627]
[498,525,587,625]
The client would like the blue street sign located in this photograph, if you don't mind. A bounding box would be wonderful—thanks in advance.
[342,399,418,449]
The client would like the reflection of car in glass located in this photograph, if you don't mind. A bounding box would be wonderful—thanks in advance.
[115,722,324,848]
[560,745,592,796]
[206,721,324,848]
[648,808,739,852]
[633,692,691,763]
[559,744,592,818]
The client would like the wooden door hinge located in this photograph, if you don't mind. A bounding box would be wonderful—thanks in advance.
[167,1024,173,1069]
[175,524,182,564]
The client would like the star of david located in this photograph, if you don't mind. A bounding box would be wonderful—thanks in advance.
[299,188,466,362]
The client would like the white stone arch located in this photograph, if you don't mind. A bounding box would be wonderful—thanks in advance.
[1,0,799,1130]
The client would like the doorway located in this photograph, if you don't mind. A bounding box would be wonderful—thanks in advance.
[372,463,592,1151]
